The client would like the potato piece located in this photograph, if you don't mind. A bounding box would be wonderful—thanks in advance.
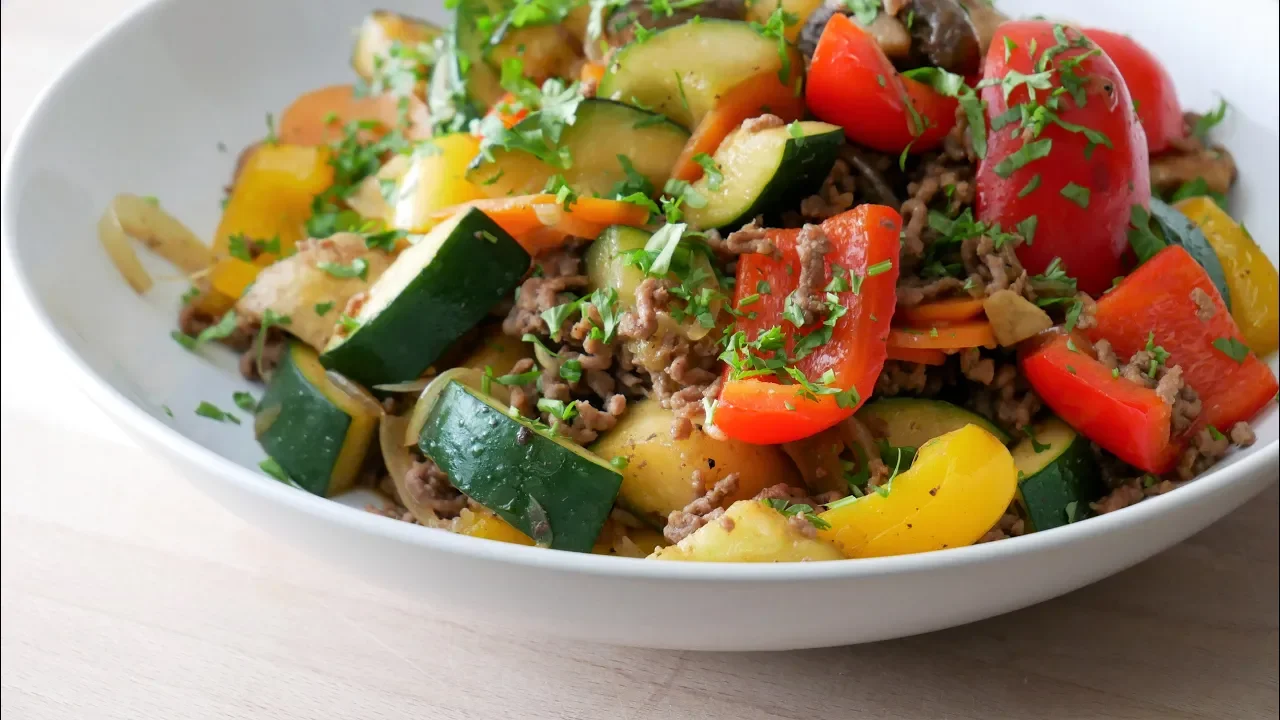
[983,289,1053,346]
[236,234,394,350]
[782,426,848,495]
[650,500,844,562]
[591,399,801,524]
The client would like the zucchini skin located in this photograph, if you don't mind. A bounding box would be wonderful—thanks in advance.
[1016,426,1104,532]
[320,208,530,388]
[420,382,623,553]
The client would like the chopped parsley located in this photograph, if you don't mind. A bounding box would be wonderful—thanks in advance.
[363,229,405,252]
[1127,204,1166,263]
[559,358,583,383]
[1211,336,1249,364]
[843,0,880,27]
[195,401,240,424]
[536,398,579,422]
[1018,174,1042,198]
[901,66,987,158]
[172,309,240,351]
[691,153,723,190]
[749,7,799,84]
[992,138,1052,178]
[232,391,257,413]
[1059,182,1091,208]
[610,455,629,470]
[1023,426,1051,453]
[317,257,369,280]
[1144,332,1171,377]
[259,457,294,484]
[866,259,893,276]
[762,498,831,530]
[1192,99,1228,143]
[314,301,335,316]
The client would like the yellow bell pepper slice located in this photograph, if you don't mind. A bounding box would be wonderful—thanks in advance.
[213,144,335,261]
[391,133,487,232]
[818,424,1017,558]
[1175,197,1279,357]
[453,508,534,546]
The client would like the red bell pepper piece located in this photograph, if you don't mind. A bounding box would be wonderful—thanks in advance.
[1087,245,1279,432]
[1020,333,1179,474]
[1083,29,1184,154]
[714,205,902,444]
[976,22,1150,296]
[805,13,958,155]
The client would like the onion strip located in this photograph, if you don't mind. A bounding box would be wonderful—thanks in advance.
[98,194,214,294]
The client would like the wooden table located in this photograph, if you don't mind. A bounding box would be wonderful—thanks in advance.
[2,1,1277,717]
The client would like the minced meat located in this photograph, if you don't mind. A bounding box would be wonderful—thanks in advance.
[404,457,467,519]
[664,472,740,544]
[707,217,776,257]
[788,224,833,326]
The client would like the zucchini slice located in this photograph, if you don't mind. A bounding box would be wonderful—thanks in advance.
[320,207,530,388]
[856,398,1013,448]
[466,99,690,197]
[351,11,442,86]
[1012,417,1104,532]
[684,120,842,230]
[427,0,505,132]
[255,342,382,497]
[597,19,805,128]
[420,381,623,553]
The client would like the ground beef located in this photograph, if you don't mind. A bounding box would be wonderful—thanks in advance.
[177,305,257,351]
[977,506,1027,543]
[959,347,995,385]
[875,360,947,397]
[237,331,286,381]
[788,224,833,325]
[962,233,1030,298]
[707,217,777,257]
[898,108,978,271]
[618,277,668,340]
[799,158,856,221]
[1073,292,1098,330]
[1104,341,1202,434]
[502,246,589,338]
[1174,421,1257,481]
[404,457,467,519]
[1151,113,1237,195]
[787,512,819,539]
[1091,480,1145,515]
[664,472,740,544]
[841,144,901,207]
[644,335,722,439]
[896,276,971,308]
[965,361,1042,434]
[1190,287,1216,322]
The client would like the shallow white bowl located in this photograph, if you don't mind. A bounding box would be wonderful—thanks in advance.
[3,0,1277,650]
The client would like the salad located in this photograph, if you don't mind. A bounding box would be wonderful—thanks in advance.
[102,0,1279,561]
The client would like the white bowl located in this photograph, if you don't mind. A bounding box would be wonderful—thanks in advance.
[3,0,1277,650]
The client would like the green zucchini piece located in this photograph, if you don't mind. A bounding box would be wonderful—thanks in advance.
[351,11,442,87]
[597,19,805,128]
[856,398,1013,447]
[1149,197,1233,311]
[467,99,689,197]
[420,382,623,552]
[255,342,382,497]
[320,207,530,388]
[1012,416,1103,532]
[684,120,842,230]
[427,0,506,133]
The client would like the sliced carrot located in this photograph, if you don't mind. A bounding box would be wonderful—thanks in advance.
[897,296,986,326]
[278,84,430,145]
[670,70,807,183]
[886,347,949,365]
[426,194,651,252]
[888,321,997,350]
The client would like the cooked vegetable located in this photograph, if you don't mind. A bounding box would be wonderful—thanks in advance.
[591,399,801,525]
[346,154,411,223]
[1176,197,1279,356]
[320,208,530,387]
[1087,246,1278,433]
[886,346,948,365]
[976,22,1149,295]
[897,296,985,326]
[982,289,1054,347]
[235,234,394,351]
[684,120,842,230]
[420,381,622,552]
[669,71,807,184]
[857,397,1012,447]
[391,133,487,232]
[1083,28,1184,154]
[278,84,428,145]
[98,194,214,294]
[483,24,581,84]
[1012,416,1103,532]
[351,10,442,89]
[1144,198,1232,310]
[806,13,958,154]
[425,195,652,251]
[605,0,746,49]
[1021,333,1179,474]
[901,0,982,75]
[818,424,1018,557]
[887,321,996,351]
[466,100,689,197]
[255,341,382,497]
[797,3,912,61]
[213,143,335,262]
[746,0,823,42]
[597,19,805,129]
[457,323,535,375]
[403,367,509,446]
[715,206,902,444]
[650,499,844,562]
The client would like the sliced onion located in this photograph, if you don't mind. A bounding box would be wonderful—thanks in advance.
[372,377,433,393]
[379,414,445,527]
[98,194,214,294]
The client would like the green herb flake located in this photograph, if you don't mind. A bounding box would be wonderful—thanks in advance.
[692,153,723,191]
[992,138,1052,178]
[172,309,240,351]
[1017,174,1042,198]
[314,301,335,316]
[866,259,893,277]
[195,401,240,424]
[1211,336,1250,364]
[317,257,369,280]
[610,456,629,470]
[1059,182,1091,208]
[232,391,257,413]
[1192,99,1228,143]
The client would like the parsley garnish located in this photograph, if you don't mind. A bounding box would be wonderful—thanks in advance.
[1192,99,1228,143]
[1144,331,1171,377]
[314,301,334,316]
[536,398,579,422]
[692,153,723,190]
[1127,205,1166,263]
[843,0,880,26]
[866,259,893,276]
[762,498,831,530]
[172,310,240,351]
[364,229,404,252]
[195,401,240,424]
[232,391,257,413]
[1211,336,1249,364]
[611,455,629,470]
[1059,182,1091,208]
[1023,426,1051,453]
[901,66,987,158]
[992,138,1052,178]
[317,257,369,280]
[559,358,583,383]
[1018,174,1042,198]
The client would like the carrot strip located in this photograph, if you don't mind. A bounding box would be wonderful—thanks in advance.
[897,296,986,326]
[426,195,651,251]
[886,347,949,365]
[888,321,997,350]
[580,62,607,87]
[670,71,806,183]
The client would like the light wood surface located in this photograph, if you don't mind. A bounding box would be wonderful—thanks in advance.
[2,1,1277,718]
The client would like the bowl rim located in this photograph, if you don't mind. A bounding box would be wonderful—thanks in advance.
[2,0,1277,583]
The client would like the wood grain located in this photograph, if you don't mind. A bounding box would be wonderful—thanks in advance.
[2,1,1277,718]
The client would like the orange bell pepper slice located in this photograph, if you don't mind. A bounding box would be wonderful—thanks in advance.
[897,296,986,326]
[670,70,807,184]
[580,62,607,88]
[888,321,996,350]
[886,347,949,365]
[278,84,430,145]
[213,144,334,261]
